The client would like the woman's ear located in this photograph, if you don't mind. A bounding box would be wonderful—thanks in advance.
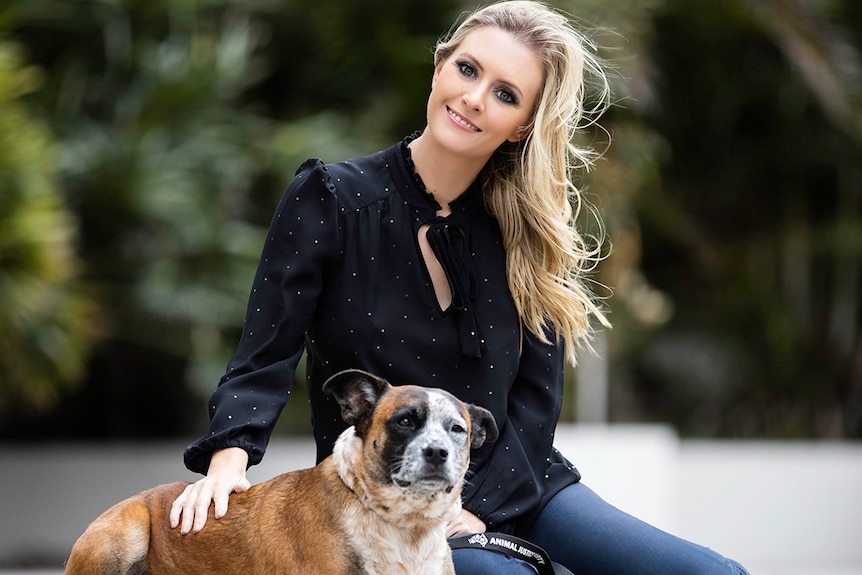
[432,61,444,88]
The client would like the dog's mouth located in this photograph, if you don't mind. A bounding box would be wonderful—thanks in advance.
[393,476,456,494]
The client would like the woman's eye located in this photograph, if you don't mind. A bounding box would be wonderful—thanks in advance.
[458,62,476,78]
[496,89,517,105]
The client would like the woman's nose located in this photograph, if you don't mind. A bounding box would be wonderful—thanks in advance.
[462,88,484,112]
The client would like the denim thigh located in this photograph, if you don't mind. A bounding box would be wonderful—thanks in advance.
[527,482,750,575]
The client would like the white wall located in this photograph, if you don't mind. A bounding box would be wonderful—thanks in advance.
[677,441,862,575]
[553,426,862,575]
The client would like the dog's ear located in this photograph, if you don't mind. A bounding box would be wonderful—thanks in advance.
[466,404,498,449]
[322,369,390,432]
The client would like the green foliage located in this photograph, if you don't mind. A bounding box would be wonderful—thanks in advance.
[597,0,862,438]
[0,40,96,414]
[0,0,458,435]
[1,0,860,438]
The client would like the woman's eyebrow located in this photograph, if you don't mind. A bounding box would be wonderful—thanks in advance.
[459,51,526,100]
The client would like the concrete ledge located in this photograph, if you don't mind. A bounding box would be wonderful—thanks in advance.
[677,440,862,574]
[2,426,861,575]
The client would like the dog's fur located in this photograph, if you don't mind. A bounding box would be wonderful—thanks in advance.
[64,369,498,575]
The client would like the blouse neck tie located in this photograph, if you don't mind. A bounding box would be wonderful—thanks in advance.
[425,217,485,358]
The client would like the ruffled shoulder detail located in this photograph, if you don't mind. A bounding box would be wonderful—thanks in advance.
[293,158,337,195]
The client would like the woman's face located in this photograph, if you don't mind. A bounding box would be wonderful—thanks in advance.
[427,26,543,162]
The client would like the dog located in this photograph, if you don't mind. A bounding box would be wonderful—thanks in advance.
[64,369,498,575]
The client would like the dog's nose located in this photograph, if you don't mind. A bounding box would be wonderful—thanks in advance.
[422,444,449,465]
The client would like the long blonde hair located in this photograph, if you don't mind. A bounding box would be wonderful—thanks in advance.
[435,1,612,364]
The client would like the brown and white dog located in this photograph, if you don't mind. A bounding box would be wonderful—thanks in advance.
[64,369,498,575]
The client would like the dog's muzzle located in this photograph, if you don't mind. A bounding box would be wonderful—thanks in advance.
[392,441,460,493]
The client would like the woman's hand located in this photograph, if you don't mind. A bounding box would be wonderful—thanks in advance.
[446,508,487,537]
[169,447,250,534]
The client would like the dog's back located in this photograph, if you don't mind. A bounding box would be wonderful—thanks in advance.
[65,464,363,575]
[64,488,154,575]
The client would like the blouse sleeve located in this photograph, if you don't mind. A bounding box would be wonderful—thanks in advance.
[183,159,340,474]
[461,328,578,534]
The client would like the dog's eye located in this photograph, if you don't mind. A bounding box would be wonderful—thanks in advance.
[398,417,413,429]
[451,424,466,434]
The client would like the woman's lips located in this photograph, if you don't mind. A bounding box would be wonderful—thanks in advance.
[447,107,481,132]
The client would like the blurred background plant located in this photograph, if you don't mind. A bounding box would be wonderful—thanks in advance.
[0,0,859,440]
[0,39,97,418]
[591,0,862,438]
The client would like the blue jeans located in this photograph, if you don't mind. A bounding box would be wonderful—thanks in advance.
[452,483,750,575]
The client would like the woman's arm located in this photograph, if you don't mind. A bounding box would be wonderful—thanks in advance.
[460,329,570,533]
[173,159,341,530]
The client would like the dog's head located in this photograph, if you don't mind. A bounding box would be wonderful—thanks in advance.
[323,369,498,497]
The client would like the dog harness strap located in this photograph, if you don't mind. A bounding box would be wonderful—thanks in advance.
[448,532,559,575]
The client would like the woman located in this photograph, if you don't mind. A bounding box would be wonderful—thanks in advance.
[171,2,750,573]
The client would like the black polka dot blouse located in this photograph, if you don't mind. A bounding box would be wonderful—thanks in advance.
[184,134,581,535]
